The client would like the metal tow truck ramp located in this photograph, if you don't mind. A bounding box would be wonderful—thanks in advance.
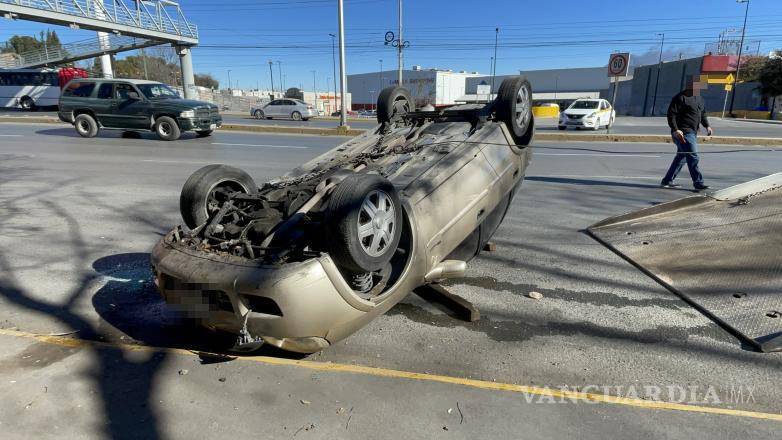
[587,173,782,352]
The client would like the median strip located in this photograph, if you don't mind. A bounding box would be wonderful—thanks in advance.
[1,116,780,145]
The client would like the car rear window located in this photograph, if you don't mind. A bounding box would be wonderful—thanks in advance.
[63,81,96,97]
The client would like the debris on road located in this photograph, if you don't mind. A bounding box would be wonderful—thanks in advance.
[218,377,226,382]
[178,369,189,376]
[528,291,544,300]
[300,399,311,405]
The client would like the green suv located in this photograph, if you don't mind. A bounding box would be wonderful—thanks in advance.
[58,78,222,141]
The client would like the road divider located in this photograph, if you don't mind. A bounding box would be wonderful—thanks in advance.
[2,116,781,145]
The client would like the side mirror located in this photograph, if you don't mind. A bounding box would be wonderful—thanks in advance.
[127,91,141,100]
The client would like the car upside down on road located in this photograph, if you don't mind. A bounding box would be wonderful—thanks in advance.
[151,76,535,353]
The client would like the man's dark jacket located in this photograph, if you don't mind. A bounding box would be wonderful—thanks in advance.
[667,91,710,134]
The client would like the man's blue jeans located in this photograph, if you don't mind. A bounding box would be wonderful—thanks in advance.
[662,131,704,185]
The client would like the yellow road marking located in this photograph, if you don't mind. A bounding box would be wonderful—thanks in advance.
[1,327,780,422]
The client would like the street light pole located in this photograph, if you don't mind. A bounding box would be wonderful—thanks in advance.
[277,61,283,93]
[311,70,317,110]
[651,33,665,116]
[227,69,232,92]
[729,0,750,116]
[397,0,403,85]
[329,33,338,113]
[268,60,275,97]
[337,0,348,127]
[491,27,499,93]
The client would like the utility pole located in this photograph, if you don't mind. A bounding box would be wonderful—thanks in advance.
[729,0,750,116]
[337,0,348,127]
[329,33,337,111]
[227,69,232,92]
[268,60,275,97]
[397,0,403,85]
[379,59,384,94]
[491,27,499,93]
[311,70,317,110]
[277,61,283,93]
[651,33,665,116]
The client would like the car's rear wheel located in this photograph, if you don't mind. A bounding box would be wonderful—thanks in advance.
[179,164,257,229]
[254,109,264,119]
[74,113,99,138]
[155,116,181,141]
[326,174,403,273]
[495,76,535,145]
[19,96,35,111]
[195,130,213,138]
[376,86,414,124]
[291,111,302,121]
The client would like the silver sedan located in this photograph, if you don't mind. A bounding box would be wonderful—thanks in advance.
[251,99,318,121]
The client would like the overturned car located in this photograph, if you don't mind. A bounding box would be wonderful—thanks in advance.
[151,77,535,353]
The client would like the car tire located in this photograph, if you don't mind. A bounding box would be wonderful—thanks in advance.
[326,173,403,273]
[195,130,213,138]
[155,116,181,141]
[291,111,302,121]
[608,116,615,128]
[179,164,257,229]
[19,96,35,111]
[74,113,99,138]
[558,125,567,131]
[495,76,535,145]
[253,110,264,119]
[376,86,414,124]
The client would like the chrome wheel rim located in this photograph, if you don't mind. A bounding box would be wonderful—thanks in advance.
[159,122,171,136]
[515,86,531,128]
[357,190,395,257]
[77,120,89,133]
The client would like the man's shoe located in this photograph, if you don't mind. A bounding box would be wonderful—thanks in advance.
[660,182,681,189]
[694,184,710,191]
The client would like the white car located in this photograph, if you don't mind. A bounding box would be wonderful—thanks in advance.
[558,98,615,130]
[250,99,318,121]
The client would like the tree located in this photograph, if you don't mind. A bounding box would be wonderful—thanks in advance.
[195,73,219,89]
[758,58,782,98]
[739,56,767,82]
[1,31,64,55]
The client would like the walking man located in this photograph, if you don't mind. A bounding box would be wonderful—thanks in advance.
[661,75,713,190]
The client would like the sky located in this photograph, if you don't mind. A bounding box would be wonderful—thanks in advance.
[1,0,782,91]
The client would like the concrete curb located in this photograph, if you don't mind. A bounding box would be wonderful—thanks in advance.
[535,133,782,146]
[1,117,779,145]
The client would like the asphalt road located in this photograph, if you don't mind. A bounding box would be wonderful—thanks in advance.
[0,122,781,439]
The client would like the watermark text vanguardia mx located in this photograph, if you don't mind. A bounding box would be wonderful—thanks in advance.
[522,384,757,405]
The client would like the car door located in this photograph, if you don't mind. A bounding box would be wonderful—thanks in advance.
[265,100,281,117]
[280,100,295,118]
[93,82,117,127]
[112,83,151,129]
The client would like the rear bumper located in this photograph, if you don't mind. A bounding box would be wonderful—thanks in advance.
[150,231,375,352]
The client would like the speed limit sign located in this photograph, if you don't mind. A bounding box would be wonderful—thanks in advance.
[608,53,630,77]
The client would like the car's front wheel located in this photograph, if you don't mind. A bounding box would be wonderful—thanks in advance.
[495,76,534,145]
[179,164,257,229]
[376,86,414,124]
[74,113,99,138]
[326,174,403,274]
[254,110,264,119]
[155,116,181,141]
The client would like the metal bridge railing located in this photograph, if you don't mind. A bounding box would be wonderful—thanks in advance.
[4,34,160,68]
[0,0,197,40]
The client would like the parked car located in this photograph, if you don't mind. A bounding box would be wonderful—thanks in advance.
[58,78,221,141]
[250,99,316,121]
[151,77,535,353]
[558,98,615,130]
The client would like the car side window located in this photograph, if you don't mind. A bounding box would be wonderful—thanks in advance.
[115,84,135,100]
[63,81,96,97]
[269,100,280,106]
[97,83,113,99]
[284,100,296,106]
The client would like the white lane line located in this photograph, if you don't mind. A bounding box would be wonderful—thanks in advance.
[530,175,659,180]
[0,134,23,137]
[535,153,661,157]
[211,142,308,149]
